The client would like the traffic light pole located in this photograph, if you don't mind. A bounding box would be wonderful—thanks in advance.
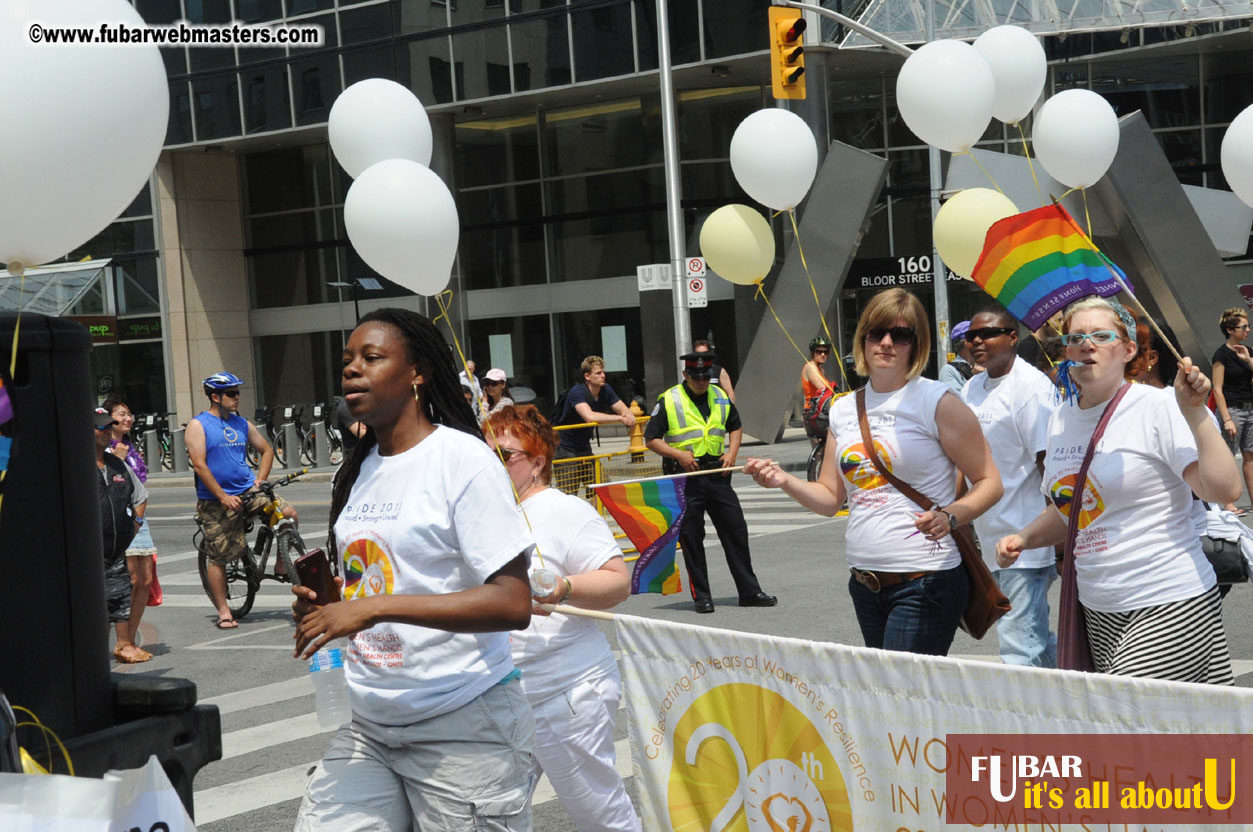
[772,0,952,370]
[770,0,912,56]
[655,0,691,361]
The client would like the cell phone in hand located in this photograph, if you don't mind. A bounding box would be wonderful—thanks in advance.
[295,548,341,604]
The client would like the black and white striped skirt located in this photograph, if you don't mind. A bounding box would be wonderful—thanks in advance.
[1083,586,1234,685]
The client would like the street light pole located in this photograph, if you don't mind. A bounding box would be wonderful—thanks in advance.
[655,0,691,357]
[328,281,352,353]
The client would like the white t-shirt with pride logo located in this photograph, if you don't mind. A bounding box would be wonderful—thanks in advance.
[510,487,621,705]
[961,357,1057,570]
[829,375,961,572]
[333,425,535,726]
[1042,383,1214,613]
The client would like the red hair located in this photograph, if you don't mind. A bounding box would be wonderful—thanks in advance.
[483,404,559,483]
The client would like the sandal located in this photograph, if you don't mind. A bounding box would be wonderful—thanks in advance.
[113,643,153,663]
[216,617,239,630]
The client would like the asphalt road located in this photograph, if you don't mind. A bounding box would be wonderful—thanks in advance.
[122,434,1253,831]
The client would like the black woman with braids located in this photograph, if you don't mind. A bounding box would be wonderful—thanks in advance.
[291,308,537,831]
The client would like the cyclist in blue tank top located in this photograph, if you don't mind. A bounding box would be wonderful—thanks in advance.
[186,372,298,629]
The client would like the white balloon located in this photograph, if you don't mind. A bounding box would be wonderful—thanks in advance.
[329,79,433,178]
[0,0,168,273]
[895,40,995,153]
[1221,104,1253,209]
[973,26,1047,125]
[729,109,818,211]
[344,160,458,296]
[1032,89,1120,189]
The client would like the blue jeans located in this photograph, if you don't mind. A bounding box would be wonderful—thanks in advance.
[994,566,1057,668]
[847,565,969,656]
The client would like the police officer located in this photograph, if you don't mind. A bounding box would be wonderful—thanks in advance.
[644,352,776,614]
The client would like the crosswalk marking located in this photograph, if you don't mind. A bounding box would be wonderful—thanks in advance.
[200,674,312,715]
[194,760,318,825]
[221,712,330,760]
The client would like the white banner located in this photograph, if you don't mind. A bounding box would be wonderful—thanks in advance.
[616,614,1253,831]
[0,755,195,832]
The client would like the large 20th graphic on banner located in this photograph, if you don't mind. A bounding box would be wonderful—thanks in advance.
[616,615,1253,831]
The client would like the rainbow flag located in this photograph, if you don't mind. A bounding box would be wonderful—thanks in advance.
[971,204,1128,330]
[592,478,686,595]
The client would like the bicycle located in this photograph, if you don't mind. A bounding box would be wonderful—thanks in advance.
[194,468,310,620]
[301,402,344,466]
[806,435,825,483]
[246,406,288,469]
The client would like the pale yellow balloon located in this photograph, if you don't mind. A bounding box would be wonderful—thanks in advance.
[699,204,775,285]
[933,187,1019,278]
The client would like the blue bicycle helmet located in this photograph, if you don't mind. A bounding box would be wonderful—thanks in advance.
[202,372,244,391]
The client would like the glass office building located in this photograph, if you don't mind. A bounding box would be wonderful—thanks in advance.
[33,0,1253,420]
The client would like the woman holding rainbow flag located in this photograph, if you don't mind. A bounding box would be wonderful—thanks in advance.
[996,297,1239,683]
[746,288,1002,656]
[483,404,639,832]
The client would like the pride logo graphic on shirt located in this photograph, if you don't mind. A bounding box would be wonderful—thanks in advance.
[342,537,395,599]
[839,440,892,490]
[1049,473,1105,529]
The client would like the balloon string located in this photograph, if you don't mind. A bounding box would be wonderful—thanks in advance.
[1081,188,1094,238]
[958,150,1003,194]
[8,273,24,379]
[785,209,850,390]
[753,282,837,396]
[13,706,73,775]
[1015,122,1045,207]
[432,289,548,570]
[1058,186,1079,201]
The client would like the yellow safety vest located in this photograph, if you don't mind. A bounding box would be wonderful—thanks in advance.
[662,383,731,457]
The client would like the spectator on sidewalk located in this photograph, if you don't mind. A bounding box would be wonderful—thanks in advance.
[480,368,514,423]
[553,356,636,461]
[95,407,149,664]
[104,396,157,663]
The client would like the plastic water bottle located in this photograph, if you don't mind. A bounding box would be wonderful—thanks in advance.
[309,647,351,729]
[529,568,558,598]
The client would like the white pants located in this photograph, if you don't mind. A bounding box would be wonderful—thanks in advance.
[528,673,641,832]
[296,680,536,831]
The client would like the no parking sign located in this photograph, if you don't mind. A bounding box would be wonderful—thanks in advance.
[686,258,707,308]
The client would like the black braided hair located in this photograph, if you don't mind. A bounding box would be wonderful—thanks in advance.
[326,308,482,561]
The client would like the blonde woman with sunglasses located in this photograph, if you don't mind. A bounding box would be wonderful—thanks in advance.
[746,288,1002,655]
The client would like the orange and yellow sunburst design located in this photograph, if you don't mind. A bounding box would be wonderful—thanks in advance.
[1049,473,1105,530]
[341,537,395,599]
[839,440,892,490]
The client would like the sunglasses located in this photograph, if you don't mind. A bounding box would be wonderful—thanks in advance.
[483,379,503,386]
[687,371,713,380]
[1061,330,1121,347]
[865,327,916,345]
[220,389,241,398]
[95,422,116,432]
[964,326,1015,342]
[496,447,530,461]
[812,348,830,355]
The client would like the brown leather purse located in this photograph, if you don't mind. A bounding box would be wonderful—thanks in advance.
[855,388,1011,640]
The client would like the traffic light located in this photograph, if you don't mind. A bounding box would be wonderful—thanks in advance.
[769,6,806,100]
